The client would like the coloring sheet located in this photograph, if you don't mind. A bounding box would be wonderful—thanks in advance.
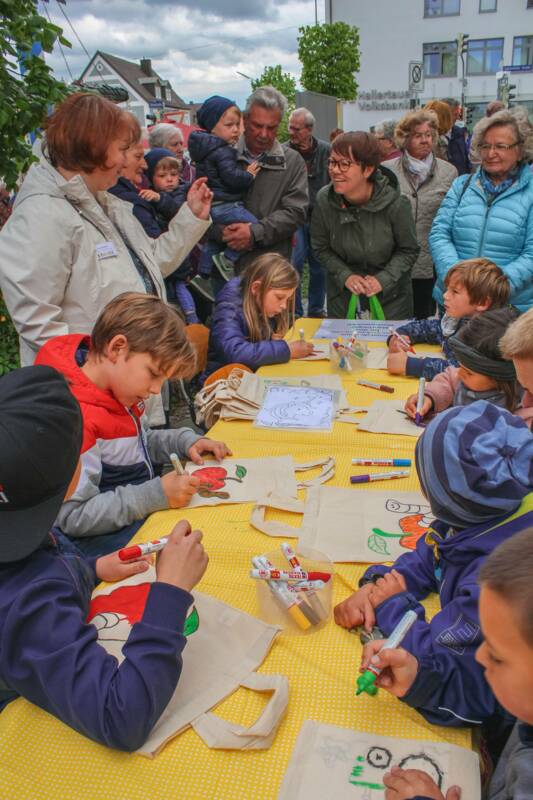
[184,456,299,507]
[356,400,424,438]
[299,342,330,361]
[314,319,409,342]
[254,386,335,431]
[366,347,444,370]
[297,488,434,563]
[278,721,480,800]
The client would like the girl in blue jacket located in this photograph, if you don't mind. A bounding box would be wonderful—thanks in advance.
[204,253,315,380]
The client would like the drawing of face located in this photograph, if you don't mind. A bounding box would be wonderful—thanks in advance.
[272,402,314,421]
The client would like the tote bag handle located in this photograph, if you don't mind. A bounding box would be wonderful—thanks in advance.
[347,293,385,321]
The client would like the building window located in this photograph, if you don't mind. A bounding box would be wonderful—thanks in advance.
[514,36,533,64]
[423,41,458,77]
[479,0,497,10]
[528,0,533,8]
[424,0,460,16]
[467,38,504,74]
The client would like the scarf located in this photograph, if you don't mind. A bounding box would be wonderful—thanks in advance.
[404,151,434,187]
[453,382,508,410]
[479,167,519,196]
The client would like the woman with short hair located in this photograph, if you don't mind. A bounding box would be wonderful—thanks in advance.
[311,131,419,319]
[0,93,211,384]
[387,109,457,318]
[430,107,533,312]
[148,123,195,182]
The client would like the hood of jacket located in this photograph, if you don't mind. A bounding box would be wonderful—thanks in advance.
[36,334,143,421]
[325,164,401,214]
[188,131,228,163]
[429,493,533,568]
[14,154,110,209]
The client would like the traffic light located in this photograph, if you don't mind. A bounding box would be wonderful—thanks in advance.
[508,84,517,106]
[456,33,470,55]
[465,106,474,127]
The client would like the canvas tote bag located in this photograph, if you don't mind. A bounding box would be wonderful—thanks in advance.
[89,568,289,756]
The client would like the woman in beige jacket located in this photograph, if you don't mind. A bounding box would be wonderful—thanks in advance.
[386,109,457,318]
[0,94,212,418]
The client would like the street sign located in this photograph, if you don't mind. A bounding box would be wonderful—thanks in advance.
[149,99,164,108]
[502,64,533,73]
[408,61,425,93]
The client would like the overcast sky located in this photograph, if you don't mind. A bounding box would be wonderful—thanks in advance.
[39,0,325,105]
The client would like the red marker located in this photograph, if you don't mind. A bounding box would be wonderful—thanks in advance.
[118,537,168,561]
[357,378,394,394]
[249,568,331,582]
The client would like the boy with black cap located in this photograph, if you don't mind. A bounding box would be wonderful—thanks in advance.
[334,401,533,728]
[0,365,208,751]
[188,95,261,279]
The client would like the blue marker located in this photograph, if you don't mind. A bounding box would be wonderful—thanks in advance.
[351,458,411,467]
[415,377,426,426]
[356,610,418,696]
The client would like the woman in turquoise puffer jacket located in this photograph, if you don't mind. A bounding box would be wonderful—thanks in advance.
[429,107,533,312]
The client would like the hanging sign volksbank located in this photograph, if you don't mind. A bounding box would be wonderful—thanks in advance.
[358,90,411,111]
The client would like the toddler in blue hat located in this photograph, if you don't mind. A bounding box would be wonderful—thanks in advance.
[188,95,261,280]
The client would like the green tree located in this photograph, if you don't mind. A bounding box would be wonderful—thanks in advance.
[0,0,70,190]
[251,64,297,142]
[298,22,360,101]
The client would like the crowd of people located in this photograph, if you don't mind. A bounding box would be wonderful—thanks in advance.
[1,85,533,798]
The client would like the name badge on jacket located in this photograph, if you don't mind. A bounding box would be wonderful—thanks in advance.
[95,241,118,260]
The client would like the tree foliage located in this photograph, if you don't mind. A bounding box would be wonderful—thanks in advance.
[0,0,70,189]
[251,64,297,143]
[298,22,360,101]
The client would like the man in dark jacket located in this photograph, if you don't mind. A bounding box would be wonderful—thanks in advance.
[287,107,330,317]
[443,98,471,175]
[221,86,309,271]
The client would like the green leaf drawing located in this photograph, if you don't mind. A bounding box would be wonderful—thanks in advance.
[371,527,403,539]
[367,533,391,556]
[235,465,247,480]
[183,606,199,637]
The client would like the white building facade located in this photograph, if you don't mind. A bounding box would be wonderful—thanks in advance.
[325,0,533,130]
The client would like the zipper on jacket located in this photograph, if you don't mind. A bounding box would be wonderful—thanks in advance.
[127,409,154,479]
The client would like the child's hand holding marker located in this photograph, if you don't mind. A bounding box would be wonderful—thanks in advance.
[289,331,315,359]
[359,640,418,698]
[405,393,433,421]
[161,452,200,508]
[388,329,414,354]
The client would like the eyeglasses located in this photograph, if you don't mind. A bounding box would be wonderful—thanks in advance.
[479,142,519,153]
[327,157,358,173]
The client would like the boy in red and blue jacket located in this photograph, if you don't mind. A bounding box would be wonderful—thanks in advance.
[334,401,533,728]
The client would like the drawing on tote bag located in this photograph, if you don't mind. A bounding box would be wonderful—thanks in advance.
[367,498,433,556]
[278,721,481,799]
[190,463,247,499]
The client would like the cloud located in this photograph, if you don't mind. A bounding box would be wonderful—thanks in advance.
[42,0,323,104]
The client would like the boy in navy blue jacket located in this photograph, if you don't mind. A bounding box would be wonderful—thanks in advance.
[334,401,533,728]
[188,95,260,279]
[358,528,533,800]
[0,365,208,750]
[387,259,510,381]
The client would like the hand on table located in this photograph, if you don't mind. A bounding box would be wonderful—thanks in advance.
[156,520,208,592]
[95,551,152,582]
[405,393,433,420]
[388,334,411,354]
[289,340,316,359]
[384,765,461,800]
[360,642,419,698]
[334,583,376,631]
[188,438,232,464]
[370,569,407,607]
[387,351,408,375]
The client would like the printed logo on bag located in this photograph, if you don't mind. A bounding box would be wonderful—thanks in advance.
[436,614,481,655]
[87,583,200,638]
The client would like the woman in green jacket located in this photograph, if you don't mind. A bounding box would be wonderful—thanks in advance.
[311,131,419,319]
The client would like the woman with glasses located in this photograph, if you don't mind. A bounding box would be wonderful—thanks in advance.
[430,107,533,312]
[310,131,419,320]
[387,109,457,318]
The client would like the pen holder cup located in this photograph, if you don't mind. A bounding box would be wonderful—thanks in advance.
[255,547,333,636]
[329,340,368,373]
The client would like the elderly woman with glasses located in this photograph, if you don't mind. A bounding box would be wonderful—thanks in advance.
[311,131,419,319]
[430,107,533,312]
[387,109,457,318]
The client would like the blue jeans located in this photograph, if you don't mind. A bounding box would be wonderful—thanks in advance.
[291,223,326,317]
[199,201,258,276]
[64,519,146,559]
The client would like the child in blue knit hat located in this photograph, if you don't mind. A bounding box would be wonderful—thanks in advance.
[334,400,533,728]
[188,95,261,281]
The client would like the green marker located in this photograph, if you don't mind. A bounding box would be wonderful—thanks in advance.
[356,609,417,696]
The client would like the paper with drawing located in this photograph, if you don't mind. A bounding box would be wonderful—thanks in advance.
[299,342,330,361]
[278,721,480,799]
[254,386,335,431]
[356,400,424,438]
[314,319,408,341]
[366,347,444,370]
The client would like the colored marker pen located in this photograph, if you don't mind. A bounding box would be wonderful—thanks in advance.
[250,568,331,582]
[287,580,326,592]
[356,609,418,696]
[170,452,185,476]
[357,379,394,394]
[351,458,411,467]
[415,377,426,426]
[350,470,410,484]
[389,327,415,354]
[253,556,316,629]
[281,542,328,619]
[299,328,305,342]
[119,537,168,561]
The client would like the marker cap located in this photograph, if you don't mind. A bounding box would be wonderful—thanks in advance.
[356,670,378,696]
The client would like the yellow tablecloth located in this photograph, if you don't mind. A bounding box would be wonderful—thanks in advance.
[0,320,471,800]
